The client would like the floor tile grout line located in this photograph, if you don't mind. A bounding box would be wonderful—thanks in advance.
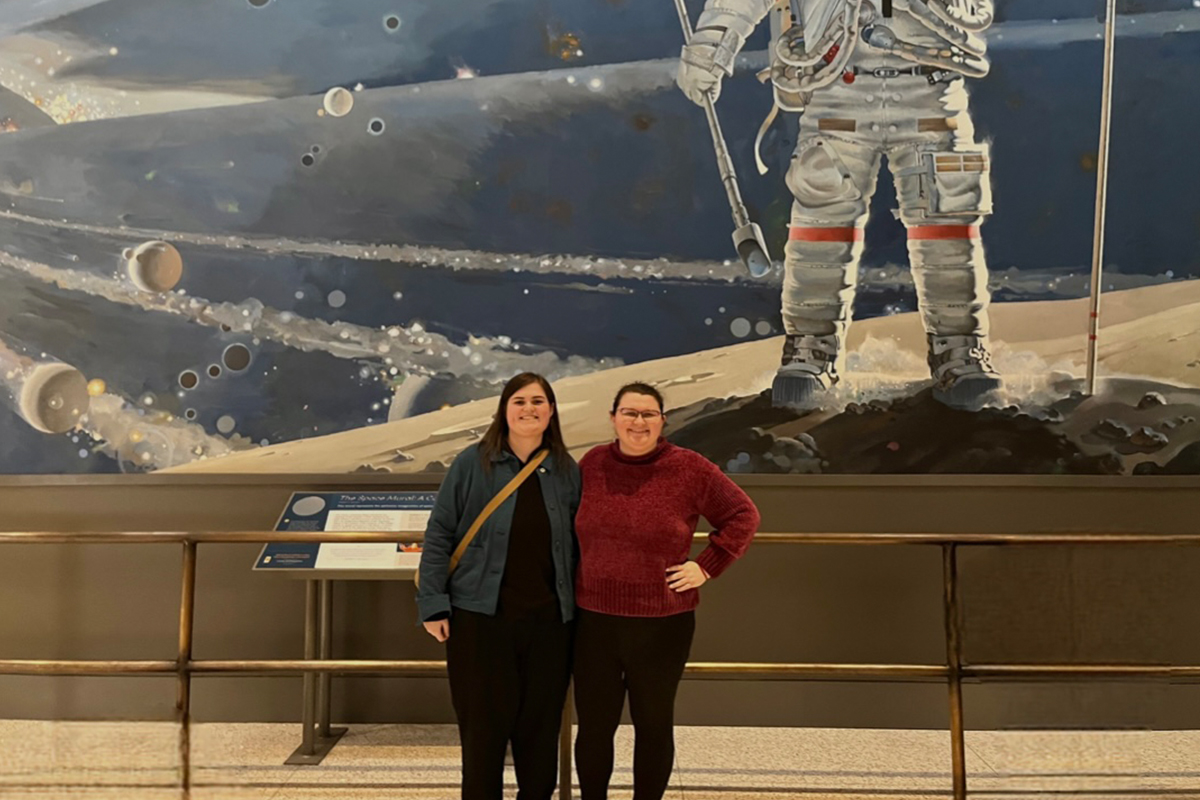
[258,753,303,800]
[965,739,1000,775]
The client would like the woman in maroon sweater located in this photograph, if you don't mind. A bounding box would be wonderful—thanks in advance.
[573,382,760,800]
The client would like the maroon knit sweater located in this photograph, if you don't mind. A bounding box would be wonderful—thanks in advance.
[575,439,761,617]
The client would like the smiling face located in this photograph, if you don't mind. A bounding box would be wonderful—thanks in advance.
[505,381,554,442]
[611,390,664,456]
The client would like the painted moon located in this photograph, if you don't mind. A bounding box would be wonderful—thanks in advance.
[19,362,89,434]
[126,241,183,293]
[322,87,354,118]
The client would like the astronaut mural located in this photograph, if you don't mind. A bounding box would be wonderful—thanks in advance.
[680,0,1000,409]
[0,0,1198,476]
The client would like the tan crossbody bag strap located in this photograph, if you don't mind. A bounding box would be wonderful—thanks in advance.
[416,449,548,590]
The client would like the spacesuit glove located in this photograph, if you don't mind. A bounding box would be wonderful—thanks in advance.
[677,43,725,106]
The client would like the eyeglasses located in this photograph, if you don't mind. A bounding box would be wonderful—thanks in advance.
[616,408,663,422]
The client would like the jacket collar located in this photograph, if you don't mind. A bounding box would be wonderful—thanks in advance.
[491,442,557,471]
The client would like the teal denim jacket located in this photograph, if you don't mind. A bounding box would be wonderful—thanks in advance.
[416,443,581,622]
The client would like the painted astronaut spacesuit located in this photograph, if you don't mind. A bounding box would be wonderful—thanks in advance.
[678,0,1002,407]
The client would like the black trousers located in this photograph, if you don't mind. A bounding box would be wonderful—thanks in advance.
[572,609,696,800]
[445,608,574,800]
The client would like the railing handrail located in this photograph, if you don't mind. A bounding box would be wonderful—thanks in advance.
[4,529,1199,800]
[0,530,1192,545]
[0,659,948,679]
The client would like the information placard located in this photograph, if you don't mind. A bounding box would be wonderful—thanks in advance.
[254,491,436,573]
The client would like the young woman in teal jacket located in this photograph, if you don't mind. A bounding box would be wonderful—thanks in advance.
[417,372,580,800]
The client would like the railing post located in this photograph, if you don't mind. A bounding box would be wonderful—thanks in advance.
[560,682,574,800]
[300,579,318,756]
[943,543,967,800]
[317,579,333,738]
[177,540,197,796]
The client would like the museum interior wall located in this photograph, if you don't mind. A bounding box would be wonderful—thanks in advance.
[2,475,1198,729]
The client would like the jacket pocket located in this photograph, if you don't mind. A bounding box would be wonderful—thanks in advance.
[449,542,486,595]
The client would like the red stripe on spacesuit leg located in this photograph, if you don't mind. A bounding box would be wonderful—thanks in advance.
[788,226,864,242]
[907,225,982,240]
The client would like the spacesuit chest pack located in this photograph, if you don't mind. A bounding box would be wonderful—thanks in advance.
[765,0,993,112]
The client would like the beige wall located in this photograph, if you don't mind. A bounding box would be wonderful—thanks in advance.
[2,475,1199,728]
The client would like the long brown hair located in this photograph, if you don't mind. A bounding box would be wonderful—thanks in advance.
[479,372,570,470]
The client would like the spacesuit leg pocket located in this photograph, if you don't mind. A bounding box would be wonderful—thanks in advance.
[786,136,864,211]
[898,143,993,222]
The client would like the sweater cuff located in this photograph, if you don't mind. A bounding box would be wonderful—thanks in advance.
[696,545,736,579]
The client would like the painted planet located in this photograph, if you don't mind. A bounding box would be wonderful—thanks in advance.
[126,241,183,293]
[19,362,89,434]
[323,87,354,118]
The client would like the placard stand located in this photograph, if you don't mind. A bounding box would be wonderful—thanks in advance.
[253,491,436,765]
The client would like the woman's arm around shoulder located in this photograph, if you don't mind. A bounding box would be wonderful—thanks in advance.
[577,444,607,474]
[566,455,583,512]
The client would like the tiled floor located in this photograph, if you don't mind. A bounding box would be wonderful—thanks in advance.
[1,721,1198,799]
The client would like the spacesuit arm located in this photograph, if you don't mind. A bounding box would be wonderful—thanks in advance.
[678,0,776,105]
[686,0,776,77]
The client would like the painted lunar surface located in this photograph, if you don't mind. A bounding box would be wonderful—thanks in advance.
[0,0,1197,475]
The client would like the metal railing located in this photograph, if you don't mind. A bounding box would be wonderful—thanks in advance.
[2,529,1198,799]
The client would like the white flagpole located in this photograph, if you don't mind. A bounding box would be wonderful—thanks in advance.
[1086,0,1119,396]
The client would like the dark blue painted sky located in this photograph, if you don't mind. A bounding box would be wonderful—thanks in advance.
[1,1,1198,473]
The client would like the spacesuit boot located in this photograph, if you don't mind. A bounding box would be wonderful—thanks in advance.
[927,333,1001,407]
[903,195,1003,407]
[772,333,842,407]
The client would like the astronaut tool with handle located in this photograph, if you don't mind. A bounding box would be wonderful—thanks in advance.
[673,0,773,278]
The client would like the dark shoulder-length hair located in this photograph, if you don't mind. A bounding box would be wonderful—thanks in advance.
[478,372,569,470]
[610,381,665,414]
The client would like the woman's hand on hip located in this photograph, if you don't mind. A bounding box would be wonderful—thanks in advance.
[423,619,450,642]
[666,561,708,592]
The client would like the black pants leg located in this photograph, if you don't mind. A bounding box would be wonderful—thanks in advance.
[625,613,694,800]
[446,609,573,800]
[511,614,574,800]
[573,610,696,800]
[573,611,628,800]
[447,609,517,800]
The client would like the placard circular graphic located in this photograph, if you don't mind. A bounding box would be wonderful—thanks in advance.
[291,496,327,516]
